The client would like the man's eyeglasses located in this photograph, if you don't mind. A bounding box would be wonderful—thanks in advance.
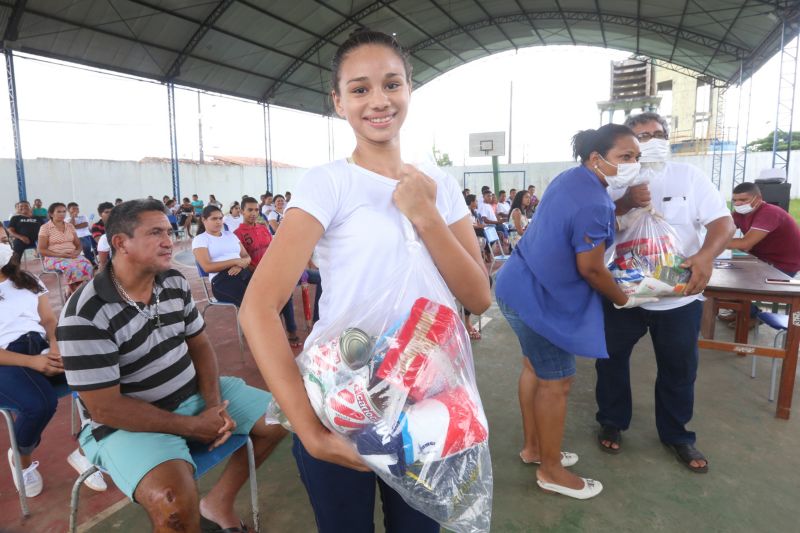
[635,131,668,141]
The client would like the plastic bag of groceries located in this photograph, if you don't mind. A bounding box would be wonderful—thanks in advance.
[609,206,690,297]
[265,217,492,533]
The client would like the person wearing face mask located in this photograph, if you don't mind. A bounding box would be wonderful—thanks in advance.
[595,112,734,474]
[496,124,657,501]
[728,182,800,277]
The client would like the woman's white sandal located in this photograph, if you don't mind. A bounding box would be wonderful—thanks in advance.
[536,477,603,500]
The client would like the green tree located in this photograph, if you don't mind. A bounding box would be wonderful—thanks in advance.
[746,130,800,152]
[432,145,453,166]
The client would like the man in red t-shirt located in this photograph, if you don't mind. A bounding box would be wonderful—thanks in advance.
[234,197,273,267]
[235,196,302,346]
[728,182,800,276]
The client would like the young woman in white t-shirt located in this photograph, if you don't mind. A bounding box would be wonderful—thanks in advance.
[192,206,251,306]
[0,244,106,497]
[240,29,491,532]
[223,203,243,233]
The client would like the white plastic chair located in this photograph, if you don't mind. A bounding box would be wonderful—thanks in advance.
[38,256,65,305]
[482,225,511,280]
[752,311,786,402]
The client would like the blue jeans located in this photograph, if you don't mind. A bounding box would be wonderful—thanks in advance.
[291,435,439,533]
[595,299,703,445]
[79,235,96,264]
[305,269,322,323]
[212,269,297,333]
[498,298,576,380]
[0,332,66,455]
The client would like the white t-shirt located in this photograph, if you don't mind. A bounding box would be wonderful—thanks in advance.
[67,215,92,238]
[267,210,284,224]
[261,204,274,217]
[288,159,469,346]
[223,214,243,233]
[0,278,47,349]
[97,234,111,254]
[191,231,241,281]
[496,202,510,216]
[610,161,731,311]
[477,202,496,223]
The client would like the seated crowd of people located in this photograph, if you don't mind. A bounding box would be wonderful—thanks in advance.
[0,191,301,531]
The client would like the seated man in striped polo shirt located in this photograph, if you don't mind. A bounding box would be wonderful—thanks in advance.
[58,199,286,532]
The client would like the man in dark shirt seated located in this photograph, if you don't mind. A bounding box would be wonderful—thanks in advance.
[728,182,800,276]
[58,199,286,532]
[7,200,41,262]
[91,201,114,243]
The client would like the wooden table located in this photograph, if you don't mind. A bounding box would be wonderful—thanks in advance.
[700,257,800,419]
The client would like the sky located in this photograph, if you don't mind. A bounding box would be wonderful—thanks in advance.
[0,40,796,168]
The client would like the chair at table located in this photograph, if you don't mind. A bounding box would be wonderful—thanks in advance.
[196,262,245,361]
[2,382,74,518]
[752,311,787,402]
[38,256,65,305]
[69,434,260,533]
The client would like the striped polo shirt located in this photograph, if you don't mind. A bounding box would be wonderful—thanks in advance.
[57,265,205,440]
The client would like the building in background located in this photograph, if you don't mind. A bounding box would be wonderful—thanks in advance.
[598,58,733,155]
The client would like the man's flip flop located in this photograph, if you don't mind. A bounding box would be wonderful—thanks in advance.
[597,426,622,454]
[666,443,709,474]
[200,515,249,533]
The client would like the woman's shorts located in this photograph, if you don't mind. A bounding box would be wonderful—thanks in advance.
[498,298,576,380]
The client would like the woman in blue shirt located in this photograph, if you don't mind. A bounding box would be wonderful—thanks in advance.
[496,124,655,500]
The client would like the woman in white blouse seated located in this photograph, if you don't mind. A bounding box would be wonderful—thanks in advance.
[192,205,252,306]
[0,243,105,497]
[509,189,532,249]
[267,194,286,235]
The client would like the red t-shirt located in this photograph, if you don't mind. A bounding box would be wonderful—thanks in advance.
[733,202,800,274]
[234,223,272,267]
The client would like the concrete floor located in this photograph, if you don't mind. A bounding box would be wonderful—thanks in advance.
[2,246,799,532]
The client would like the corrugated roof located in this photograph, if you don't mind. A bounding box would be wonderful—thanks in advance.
[1,1,798,116]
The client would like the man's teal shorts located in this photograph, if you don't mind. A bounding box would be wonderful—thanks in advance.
[78,376,270,499]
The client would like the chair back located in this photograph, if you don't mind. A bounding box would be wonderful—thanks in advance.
[195,262,215,301]
[483,225,500,246]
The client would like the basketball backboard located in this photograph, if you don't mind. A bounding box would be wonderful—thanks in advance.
[469,132,506,157]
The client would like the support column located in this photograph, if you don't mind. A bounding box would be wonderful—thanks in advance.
[5,49,26,202]
[710,83,727,190]
[771,22,799,172]
[732,64,752,189]
[262,102,273,193]
[167,82,180,200]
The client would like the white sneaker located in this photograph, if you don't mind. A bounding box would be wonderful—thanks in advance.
[67,449,107,492]
[7,448,43,497]
[537,477,603,500]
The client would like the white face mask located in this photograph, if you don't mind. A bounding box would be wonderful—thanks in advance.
[639,138,670,163]
[597,156,641,189]
[733,201,755,215]
[0,243,12,268]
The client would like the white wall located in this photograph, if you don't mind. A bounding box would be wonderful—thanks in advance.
[0,158,307,218]
[444,150,800,201]
[3,150,800,218]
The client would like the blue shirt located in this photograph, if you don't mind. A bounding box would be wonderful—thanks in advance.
[496,165,615,358]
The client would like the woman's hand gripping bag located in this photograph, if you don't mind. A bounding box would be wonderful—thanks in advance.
[265,218,493,533]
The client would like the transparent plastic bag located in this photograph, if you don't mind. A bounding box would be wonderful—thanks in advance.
[610,207,690,297]
[266,218,493,533]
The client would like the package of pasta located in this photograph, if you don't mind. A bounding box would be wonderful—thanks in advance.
[610,207,690,297]
[264,218,492,533]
